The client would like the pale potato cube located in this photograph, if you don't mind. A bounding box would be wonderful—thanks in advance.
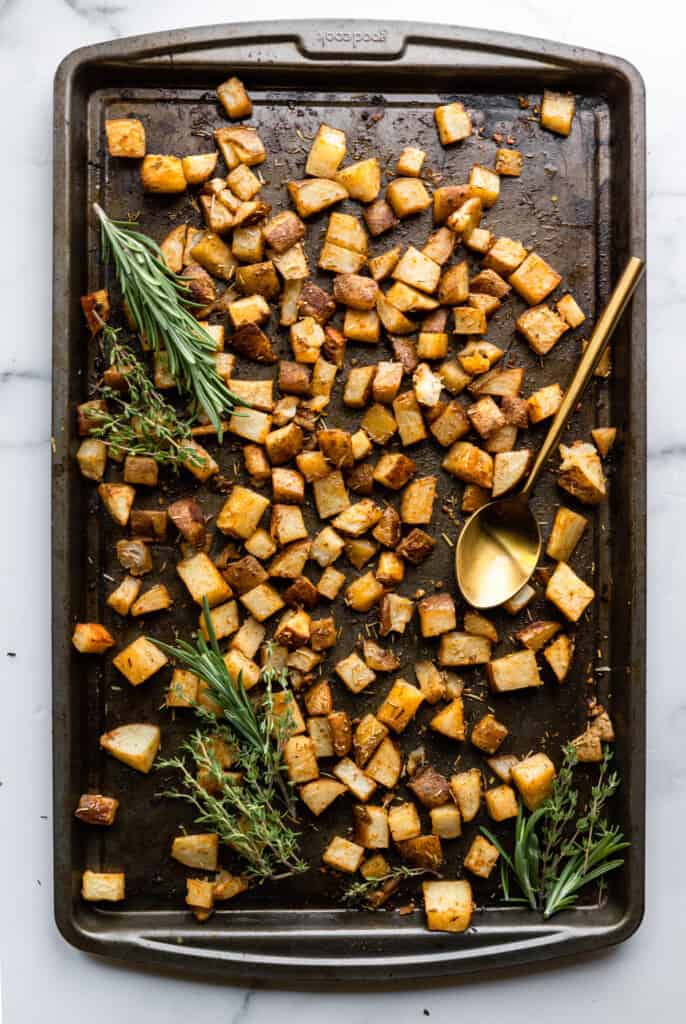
[319,241,367,274]
[543,633,574,682]
[365,737,402,789]
[310,526,345,568]
[393,391,428,446]
[166,668,199,707]
[430,804,462,839]
[345,571,384,612]
[386,177,432,218]
[343,308,380,343]
[130,584,173,617]
[336,652,376,694]
[232,618,266,659]
[417,332,449,360]
[333,757,377,801]
[333,498,383,537]
[546,561,595,622]
[288,177,348,218]
[223,649,261,690]
[511,752,556,810]
[509,252,561,305]
[528,383,564,423]
[591,427,617,457]
[379,593,415,635]
[469,164,500,208]
[239,583,285,622]
[485,784,519,821]
[105,117,145,158]
[98,483,135,527]
[465,226,495,253]
[325,211,368,254]
[558,441,606,504]
[495,148,522,176]
[141,154,186,193]
[306,123,346,178]
[270,504,307,546]
[556,293,586,328]
[217,486,270,539]
[217,75,252,118]
[467,396,506,439]
[72,622,114,654]
[492,449,532,497]
[353,714,389,766]
[112,636,167,686]
[335,158,381,202]
[503,582,537,615]
[172,834,219,871]
[453,306,487,335]
[107,576,142,616]
[393,246,441,294]
[415,661,446,704]
[397,146,426,176]
[438,631,491,667]
[413,363,443,408]
[471,713,508,754]
[377,679,424,734]
[76,438,107,481]
[418,593,456,637]
[244,528,278,561]
[442,442,493,489]
[313,471,350,519]
[284,735,319,784]
[100,723,161,773]
[388,801,422,842]
[307,717,335,758]
[401,476,437,525]
[323,835,364,874]
[186,878,214,911]
[449,769,481,822]
[317,566,346,601]
[353,805,389,849]
[181,153,218,185]
[219,126,265,165]
[422,880,474,933]
[446,197,482,239]
[430,698,466,741]
[81,871,125,902]
[517,306,569,356]
[434,102,472,145]
[464,835,499,878]
[299,778,346,817]
[487,649,542,693]
[177,552,231,607]
[213,871,249,902]
[369,246,402,282]
[541,90,575,136]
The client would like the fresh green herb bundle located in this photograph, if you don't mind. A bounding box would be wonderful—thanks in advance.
[481,744,628,918]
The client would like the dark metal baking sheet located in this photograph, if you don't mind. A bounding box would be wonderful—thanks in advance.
[52,20,646,981]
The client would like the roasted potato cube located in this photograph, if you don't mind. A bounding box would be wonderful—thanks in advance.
[509,252,561,305]
[345,571,384,612]
[466,396,505,440]
[332,756,376,801]
[528,383,564,424]
[310,525,345,567]
[312,471,350,519]
[429,804,461,840]
[448,769,480,823]
[272,241,309,281]
[368,246,402,283]
[352,714,389,767]
[100,722,160,773]
[282,284,304,327]
[408,765,451,809]
[332,498,382,537]
[487,649,542,693]
[377,679,424,734]
[468,292,500,318]
[71,622,114,654]
[392,392,427,446]
[437,261,469,305]
[345,536,377,569]
[472,369,525,401]
[166,668,199,708]
[400,476,436,525]
[393,246,441,295]
[106,117,146,158]
[177,553,232,607]
[288,177,348,218]
[363,198,398,237]
[438,358,471,395]
[223,648,261,690]
[335,158,381,202]
[541,90,575,136]
[190,231,237,282]
[511,752,556,810]
[446,197,483,239]
[434,101,472,145]
[107,576,142,616]
[556,292,586,328]
[262,209,306,254]
[558,441,606,504]
[307,617,336,653]
[412,363,443,407]
[517,305,569,356]
[223,555,268,595]
[442,441,493,489]
[80,287,110,335]
[414,661,445,705]
[270,504,308,546]
[485,784,519,821]
[130,583,172,617]
[359,736,399,790]
[353,804,390,849]
[376,294,415,335]
[465,226,495,254]
[591,427,617,457]
[82,870,125,902]
[546,561,595,622]
[386,177,432,218]
[543,633,574,682]
[199,193,234,234]
[368,362,402,405]
[572,728,603,763]
[417,332,449,360]
[468,164,500,208]
[336,651,376,694]
[416,593,455,638]
[430,697,467,743]
[296,450,330,484]
[378,592,415,636]
[217,486,269,540]
[300,778,347,817]
[75,794,119,826]
[228,294,270,331]
[471,713,508,754]
[343,308,380,343]
[172,833,219,872]
[220,126,265,165]
[398,834,443,869]
[432,183,473,224]
[307,715,334,758]
[502,582,536,615]
[333,273,378,310]
[216,75,252,119]
[452,306,487,336]
[422,227,455,267]
[271,467,305,504]
[465,835,500,879]
[323,212,368,257]
[386,281,438,313]
[231,617,266,659]
[427,401,469,448]
[394,144,425,175]
[305,123,347,178]
[317,566,346,600]
[284,735,319,784]
[358,404,394,445]
[322,835,364,874]
[395,529,435,566]
[265,422,304,466]
[492,449,532,497]
[181,153,218,186]
[343,364,376,408]
[387,801,420,842]
[112,636,167,687]
[116,539,152,577]
[97,483,135,527]
[438,631,491,667]
[495,147,522,176]
[123,455,158,488]
[516,620,561,652]
[141,154,186,193]
[462,484,490,512]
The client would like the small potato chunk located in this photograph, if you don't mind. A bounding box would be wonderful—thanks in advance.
[546,507,588,561]
[430,804,462,839]
[365,737,402,789]
[434,102,472,145]
[217,76,252,119]
[439,632,491,668]
[141,154,186,193]
[72,621,115,655]
[182,153,218,185]
[449,769,481,823]
[422,880,473,933]
[217,486,269,539]
[177,552,232,607]
[75,794,119,826]
[353,804,389,849]
[452,306,487,335]
[166,668,199,707]
[306,123,347,178]
[509,252,561,305]
[98,483,135,527]
[333,756,376,801]
[336,652,376,694]
[423,228,455,266]
[372,361,403,404]
[323,835,364,874]
[409,765,451,809]
[363,198,399,237]
[417,593,456,638]
[300,778,347,817]
[82,871,125,902]
[485,784,519,821]
[592,427,617,457]
[487,649,542,693]
[100,722,161,773]
[345,571,384,613]
[106,117,146,158]
[511,753,556,810]
[438,261,469,305]
[395,530,435,566]
[415,661,445,704]
[113,636,167,687]
[528,383,564,424]
[397,146,426,176]
[430,698,466,742]
[332,499,382,537]
[541,90,575,136]
[465,226,495,254]
[417,333,449,360]
[333,273,378,310]
[271,503,307,546]
[377,679,424,734]
[413,363,443,408]
[389,801,422,842]
[343,308,380,343]
[495,148,523,176]
[386,178,432,218]
[517,305,569,356]
[318,566,346,600]
[492,449,532,497]
[76,438,107,481]
[335,158,381,202]
[172,834,219,871]
[284,735,319,784]
[263,210,306,254]
[130,584,172,617]
[442,442,493,489]
[471,713,508,754]
[220,126,265,166]
[446,197,482,239]
[401,476,437,525]
[288,177,348,218]
[546,561,595,622]
[467,396,506,440]
[429,401,470,447]
[369,246,402,282]
[107,576,142,616]
[464,835,499,879]
[572,729,603,763]
[393,246,441,294]
[353,714,389,767]
[557,293,586,328]
[544,633,574,682]
[469,164,500,208]
[393,391,428,446]
[558,441,606,504]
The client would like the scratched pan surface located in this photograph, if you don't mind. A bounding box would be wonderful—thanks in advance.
[52,21,646,981]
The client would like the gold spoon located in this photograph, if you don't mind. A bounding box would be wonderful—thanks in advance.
[455,256,645,609]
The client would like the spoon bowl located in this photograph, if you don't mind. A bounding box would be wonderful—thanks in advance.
[456,495,540,608]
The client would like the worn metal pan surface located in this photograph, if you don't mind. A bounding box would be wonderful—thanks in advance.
[52,19,646,981]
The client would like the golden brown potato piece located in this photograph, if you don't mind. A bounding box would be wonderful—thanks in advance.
[105,118,146,158]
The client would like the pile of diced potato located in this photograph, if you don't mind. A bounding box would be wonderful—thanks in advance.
[74,78,616,931]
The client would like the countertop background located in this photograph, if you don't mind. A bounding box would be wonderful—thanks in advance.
[0,0,682,1019]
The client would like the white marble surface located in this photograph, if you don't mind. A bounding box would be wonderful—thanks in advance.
[0,0,682,1018]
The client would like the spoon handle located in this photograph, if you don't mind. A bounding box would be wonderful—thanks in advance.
[520,256,645,498]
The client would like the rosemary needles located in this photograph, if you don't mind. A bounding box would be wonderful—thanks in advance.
[93,204,242,435]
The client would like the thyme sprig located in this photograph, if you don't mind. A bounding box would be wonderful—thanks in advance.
[91,322,200,469]
[481,744,628,918]
[342,866,431,909]
[93,203,243,436]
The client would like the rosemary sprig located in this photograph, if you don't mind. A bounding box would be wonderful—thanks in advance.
[342,866,430,908]
[481,744,629,918]
[150,600,295,813]
[91,322,199,469]
[157,724,307,882]
[93,203,243,436]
